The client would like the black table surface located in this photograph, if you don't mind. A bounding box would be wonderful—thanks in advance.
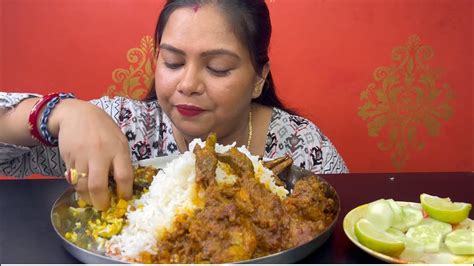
[1,172,472,263]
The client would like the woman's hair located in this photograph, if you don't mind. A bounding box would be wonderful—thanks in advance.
[146,0,290,112]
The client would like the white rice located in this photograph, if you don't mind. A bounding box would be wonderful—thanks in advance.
[107,151,199,259]
[107,139,289,261]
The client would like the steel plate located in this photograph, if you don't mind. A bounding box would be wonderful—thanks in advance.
[51,156,340,263]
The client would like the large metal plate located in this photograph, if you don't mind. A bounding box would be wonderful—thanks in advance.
[51,156,340,263]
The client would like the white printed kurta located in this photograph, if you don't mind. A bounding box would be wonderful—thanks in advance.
[0,92,348,178]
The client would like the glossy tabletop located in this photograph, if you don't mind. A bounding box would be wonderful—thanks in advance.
[0,172,472,263]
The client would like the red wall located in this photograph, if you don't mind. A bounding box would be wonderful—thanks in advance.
[1,0,472,174]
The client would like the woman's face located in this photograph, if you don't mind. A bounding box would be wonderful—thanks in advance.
[154,5,261,140]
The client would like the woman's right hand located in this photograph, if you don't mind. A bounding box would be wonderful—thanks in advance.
[51,99,133,211]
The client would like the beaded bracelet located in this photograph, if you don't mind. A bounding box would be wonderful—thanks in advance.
[28,92,75,146]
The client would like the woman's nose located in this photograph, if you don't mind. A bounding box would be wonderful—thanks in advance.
[177,65,204,95]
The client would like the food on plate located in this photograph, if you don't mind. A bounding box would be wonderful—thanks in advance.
[354,218,405,256]
[420,193,472,224]
[64,134,338,263]
[63,166,158,250]
[385,227,406,242]
[398,206,423,230]
[405,219,452,253]
[353,196,473,258]
[444,229,474,255]
[386,199,404,230]
[365,199,394,231]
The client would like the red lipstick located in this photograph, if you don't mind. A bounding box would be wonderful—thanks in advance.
[176,104,205,117]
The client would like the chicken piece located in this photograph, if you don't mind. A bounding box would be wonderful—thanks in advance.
[262,155,293,188]
[282,176,337,248]
[218,223,257,262]
[216,147,254,180]
[186,185,257,263]
[193,134,218,188]
[148,134,337,263]
[284,218,325,249]
[284,175,337,225]
[262,155,293,176]
[262,156,287,169]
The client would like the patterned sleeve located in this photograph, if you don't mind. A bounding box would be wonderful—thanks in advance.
[0,94,141,178]
[0,92,66,177]
[296,117,349,174]
[317,128,349,174]
[0,92,41,110]
[264,108,349,174]
[90,96,165,162]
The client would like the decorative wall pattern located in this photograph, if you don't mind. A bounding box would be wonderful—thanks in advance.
[358,35,455,171]
[106,36,156,100]
[3,0,472,174]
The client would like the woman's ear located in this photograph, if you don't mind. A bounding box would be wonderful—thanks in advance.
[252,63,270,99]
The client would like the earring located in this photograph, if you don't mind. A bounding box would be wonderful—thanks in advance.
[254,86,262,95]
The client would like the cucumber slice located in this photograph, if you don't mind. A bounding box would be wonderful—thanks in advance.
[406,220,452,253]
[419,218,453,235]
[387,199,404,230]
[445,229,474,255]
[401,206,423,229]
[366,199,394,231]
[386,227,406,242]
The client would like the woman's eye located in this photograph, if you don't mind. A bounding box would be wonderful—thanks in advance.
[164,62,183,70]
[207,67,230,77]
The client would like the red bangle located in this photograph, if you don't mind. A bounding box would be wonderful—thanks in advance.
[28,93,61,146]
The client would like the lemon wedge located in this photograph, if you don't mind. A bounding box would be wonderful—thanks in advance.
[420,193,472,224]
[354,218,405,256]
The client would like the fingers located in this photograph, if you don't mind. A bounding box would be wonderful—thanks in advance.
[112,153,133,200]
[71,160,92,205]
[65,153,133,211]
[75,173,92,205]
[55,101,134,211]
[88,158,111,211]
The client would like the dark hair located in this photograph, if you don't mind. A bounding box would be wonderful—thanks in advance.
[146,0,291,112]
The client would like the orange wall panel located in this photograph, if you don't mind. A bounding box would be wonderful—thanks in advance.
[267,0,473,172]
[1,0,472,176]
[2,0,163,99]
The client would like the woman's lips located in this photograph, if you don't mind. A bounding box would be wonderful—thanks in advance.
[175,104,205,117]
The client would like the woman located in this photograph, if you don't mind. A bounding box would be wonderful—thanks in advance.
[0,0,348,211]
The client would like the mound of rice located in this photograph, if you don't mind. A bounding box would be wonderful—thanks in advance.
[106,139,289,261]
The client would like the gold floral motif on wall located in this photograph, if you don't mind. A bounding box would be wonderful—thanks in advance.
[106,35,156,100]
[358,35,455,171]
